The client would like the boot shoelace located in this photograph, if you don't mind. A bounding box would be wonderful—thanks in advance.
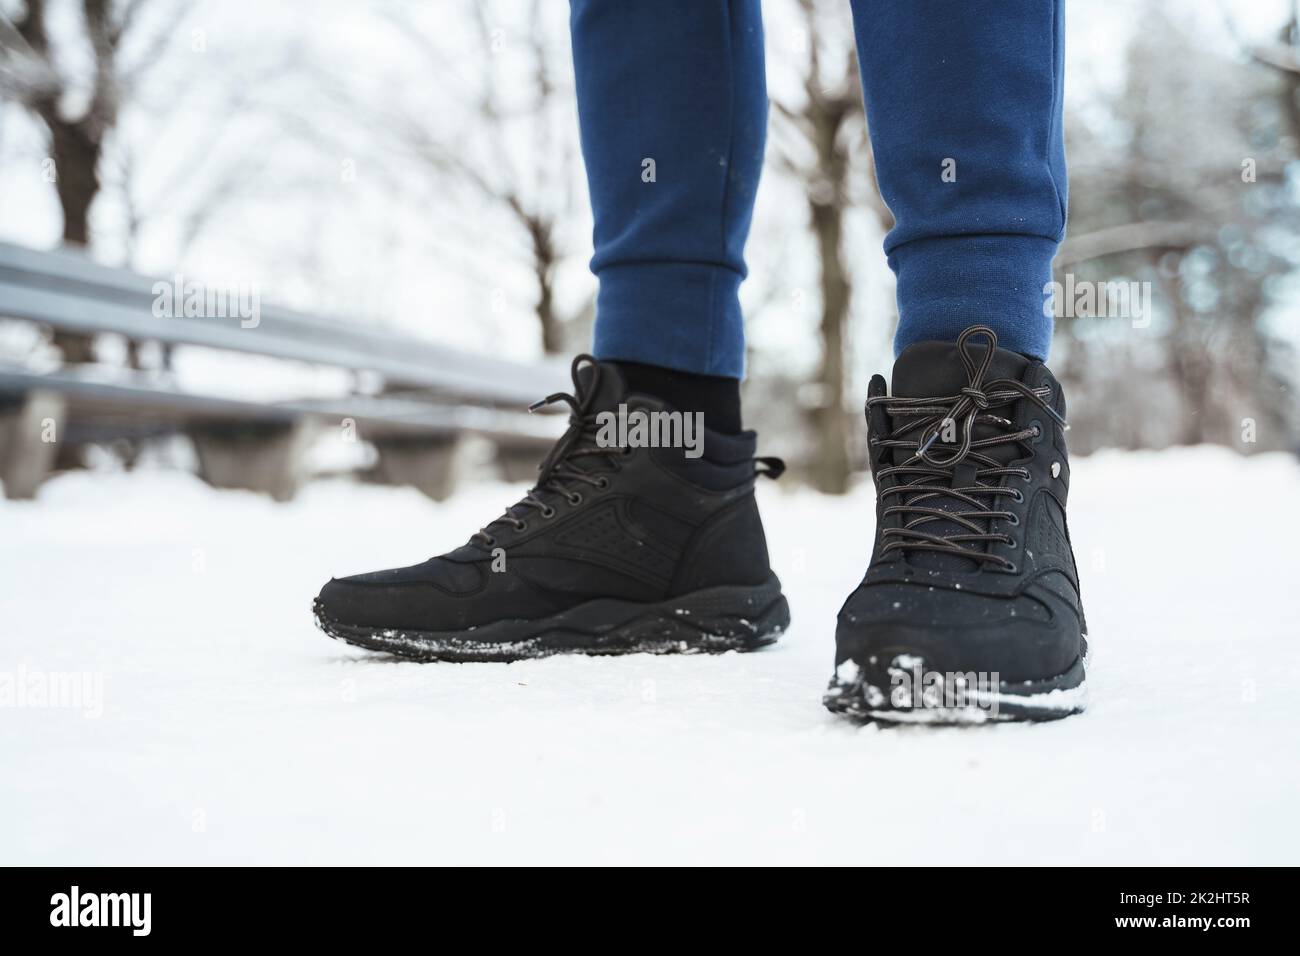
[867,325,1068,569]
[472,355,624,547]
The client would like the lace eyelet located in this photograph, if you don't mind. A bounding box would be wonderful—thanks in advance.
[1006,513,1020,526]
[1004,563,1019,574]
[1004,537,1017,549]
[595,477,610,489]
[1010,489,1024,503]
[1029,419,1044,444]
[513,520,528,532]
[540,506,556,519]
[567,492,584,506]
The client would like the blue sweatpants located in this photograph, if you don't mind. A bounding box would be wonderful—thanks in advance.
[571,0,1067,378]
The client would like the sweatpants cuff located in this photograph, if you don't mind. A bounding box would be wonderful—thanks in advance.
[889,234,1058,361]
[592,262,745,379]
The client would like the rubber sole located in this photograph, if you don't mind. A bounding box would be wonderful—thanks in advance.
[823,638,1089,724]
[314,574,790,663]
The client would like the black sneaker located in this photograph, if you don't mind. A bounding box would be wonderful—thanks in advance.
[313,356,790,661]
[824,326,1088,723]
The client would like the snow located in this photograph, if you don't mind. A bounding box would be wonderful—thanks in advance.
[1,445,1298,865]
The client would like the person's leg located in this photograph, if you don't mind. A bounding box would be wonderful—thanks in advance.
[570,0,766,381]
[826,1,1085,722]
[313,2,790,660]
[850,0,1067,359]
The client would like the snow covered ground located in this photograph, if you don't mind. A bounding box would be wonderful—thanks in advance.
[2,446,1298,865]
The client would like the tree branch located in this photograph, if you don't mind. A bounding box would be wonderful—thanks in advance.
[1055,221,1218,266]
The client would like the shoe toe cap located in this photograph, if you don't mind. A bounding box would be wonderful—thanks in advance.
[314,576,397,629]
[314,559,485,631]
[835,581,1081,682]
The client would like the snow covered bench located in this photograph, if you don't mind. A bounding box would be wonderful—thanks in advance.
[0,241,566,500]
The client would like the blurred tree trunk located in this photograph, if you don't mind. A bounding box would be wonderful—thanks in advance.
[4,0,159,364]
[1162,283,1209,445]
[48,117,102,246]
[807,125,853,494]
[518,205,565,355]
[772,0,872,494]
[378,0,587,356]
[46,114,104,363]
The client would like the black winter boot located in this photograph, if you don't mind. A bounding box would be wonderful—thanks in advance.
[824,326,1088,722]
[313,355,789,661]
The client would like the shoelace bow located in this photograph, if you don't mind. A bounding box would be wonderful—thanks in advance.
[471,356,624,547]
[867,325,1068,568]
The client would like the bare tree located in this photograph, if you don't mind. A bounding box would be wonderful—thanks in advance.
[370,0,592,356]
[769,0,888,493]
[1,0,175,243]
[1055,0,1298,452]
[1,0,174,361]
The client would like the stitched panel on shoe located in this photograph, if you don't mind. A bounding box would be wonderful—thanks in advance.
[1028,493,1071,564]
[629,499,693,549]
[554,502,676,578]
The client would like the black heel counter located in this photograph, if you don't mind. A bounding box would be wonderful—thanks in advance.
[671,492,773,594]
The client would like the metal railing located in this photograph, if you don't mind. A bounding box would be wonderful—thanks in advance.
[0,241,567,500]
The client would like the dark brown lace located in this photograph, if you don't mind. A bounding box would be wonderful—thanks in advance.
[472,355,624,547]
[867,325,1068,568]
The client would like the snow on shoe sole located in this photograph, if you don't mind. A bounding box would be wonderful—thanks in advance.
[822,640,1089,724]
[314,575,789,662]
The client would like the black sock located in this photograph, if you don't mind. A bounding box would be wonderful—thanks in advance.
[611,360,743,435]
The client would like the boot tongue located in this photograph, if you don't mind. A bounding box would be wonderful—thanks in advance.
[887,339,1031,572]
[515,359,626,500]
[889,340,1031,468]
[463,357,631,551]
[891,340,1030,401]
[575,360,628,414]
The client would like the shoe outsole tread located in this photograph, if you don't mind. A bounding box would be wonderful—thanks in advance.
[314,578,790,663]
